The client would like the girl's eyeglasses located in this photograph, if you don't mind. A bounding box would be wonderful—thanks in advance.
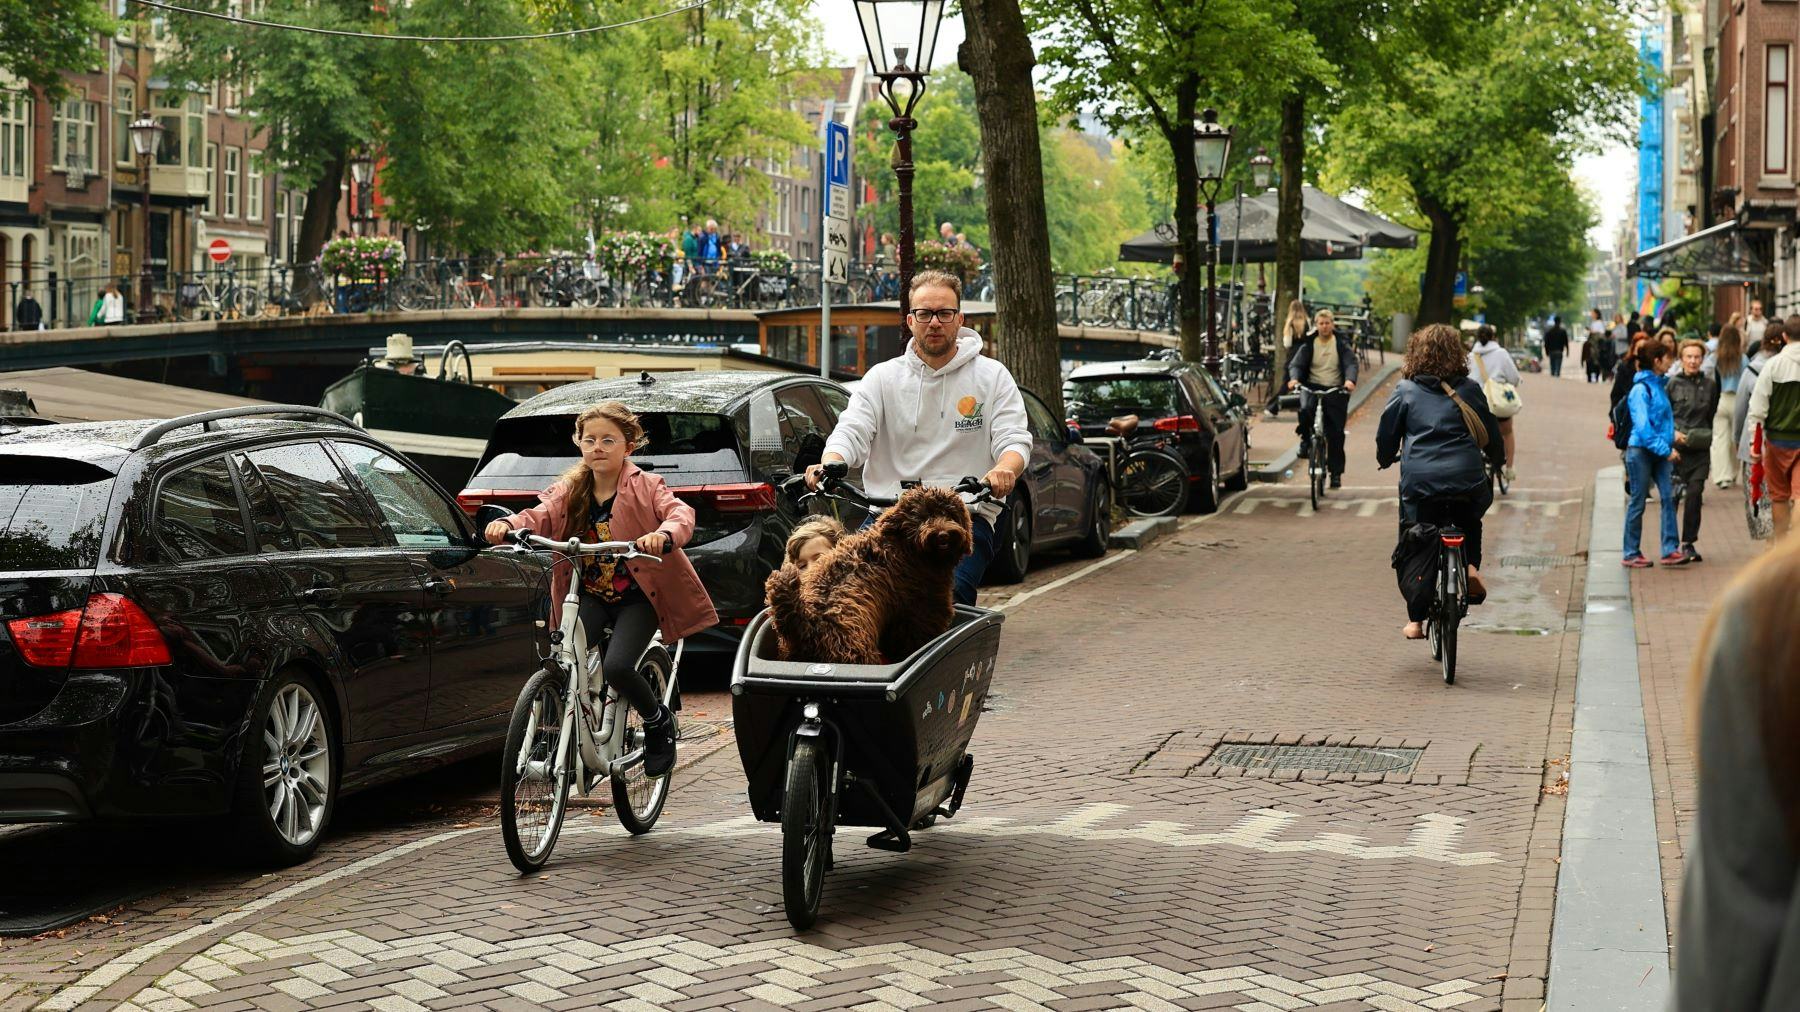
[575,436,625,451]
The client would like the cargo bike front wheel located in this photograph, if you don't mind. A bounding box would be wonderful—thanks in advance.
[781,737,834,929]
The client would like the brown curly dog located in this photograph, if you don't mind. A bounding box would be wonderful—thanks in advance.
[764,486,974,664]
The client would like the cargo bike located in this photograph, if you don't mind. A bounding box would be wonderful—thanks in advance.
[731,465,1005,928]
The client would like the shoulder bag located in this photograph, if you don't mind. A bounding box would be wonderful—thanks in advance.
[1473,352,1523,419]
[1440,382,1490,450]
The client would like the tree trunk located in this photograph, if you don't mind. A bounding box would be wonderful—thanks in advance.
[959,0,1063,416]
[296,149,347,269]
[1415,188,1460,326]
[1272,92,1305,393]
[1168,73,1201,363]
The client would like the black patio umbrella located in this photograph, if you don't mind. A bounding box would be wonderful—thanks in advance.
[1119,192,1365,264]
[1297,186,1418,249]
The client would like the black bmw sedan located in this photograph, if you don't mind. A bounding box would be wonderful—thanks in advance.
[0,406,550,863]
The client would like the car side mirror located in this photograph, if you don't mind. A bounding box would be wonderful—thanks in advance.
[473,503,514,528]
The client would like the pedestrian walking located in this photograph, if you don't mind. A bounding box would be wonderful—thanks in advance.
[1746,299,1769,350]
[1744,320,1800,541]
[1287,308,1360,489]
[1266,298,1307,417]
[1542,315,1569,377]
[1734,322,1787,475]
[1711,324,1745,488]
[1582,330,1603,382]
[1468,324,1521,483]
[699,219,722,272]
[1667,340,1719,562]
[1375,323,1507,639]
[1610,313,1630,376]
[1610,331,1651,410]
[1673,537,1800,1010]
[1622,340,1683,567]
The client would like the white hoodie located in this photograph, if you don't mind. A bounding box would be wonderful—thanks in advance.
[823,327,1033,523]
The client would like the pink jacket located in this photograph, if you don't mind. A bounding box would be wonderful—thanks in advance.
[503,461,718,643]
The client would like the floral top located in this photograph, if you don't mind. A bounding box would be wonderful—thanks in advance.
[580,496,644,604]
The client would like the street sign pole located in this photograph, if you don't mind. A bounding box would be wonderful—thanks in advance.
[820,101,835,378]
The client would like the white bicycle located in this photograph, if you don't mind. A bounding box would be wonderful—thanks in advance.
[494,530,683,873]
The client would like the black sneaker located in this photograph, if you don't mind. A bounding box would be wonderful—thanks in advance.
[1329,474,1342,489]
[1681,544,1704,564]
[641,706,676,779]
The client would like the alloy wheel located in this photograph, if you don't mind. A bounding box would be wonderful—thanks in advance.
[262,683,331,848]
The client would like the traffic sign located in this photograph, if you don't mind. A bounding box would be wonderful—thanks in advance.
[208,238,232,264]
[827,184,850,222]
[824,121,851,189]
[824,249,850,284]
[825,217,851,253]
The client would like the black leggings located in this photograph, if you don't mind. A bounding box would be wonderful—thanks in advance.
[576,596,661,718]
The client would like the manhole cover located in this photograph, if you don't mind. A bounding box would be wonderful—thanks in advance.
[1497,554,1586,568]
[1204,744,1422,775]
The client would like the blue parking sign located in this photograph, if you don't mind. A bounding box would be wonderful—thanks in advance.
[825,121,850,188]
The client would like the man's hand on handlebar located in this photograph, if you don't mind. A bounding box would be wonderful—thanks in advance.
[983,465,1019,499]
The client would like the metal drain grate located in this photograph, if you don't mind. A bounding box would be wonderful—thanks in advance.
[1205,744,1423,775]
[1497,554,1586,568]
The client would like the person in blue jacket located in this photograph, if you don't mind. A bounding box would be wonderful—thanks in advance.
[1624,338,1683,567]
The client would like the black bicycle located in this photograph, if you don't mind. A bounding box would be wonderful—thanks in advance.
[1425,524,1468,685]
[1300,385,1347,511]
[1488,457,1510,496]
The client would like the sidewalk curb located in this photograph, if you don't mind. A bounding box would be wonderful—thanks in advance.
[1107,516,1179,550]
[1251,360,1400,482]
[1546,465,1671,1010]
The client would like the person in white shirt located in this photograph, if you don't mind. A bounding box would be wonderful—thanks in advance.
[1468,324,1523,482]
[809,269,1032,605]
[99,282,127,324]
[1747,299,1769,350]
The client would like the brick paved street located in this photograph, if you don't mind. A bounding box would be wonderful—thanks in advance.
[0,368,1711,1012]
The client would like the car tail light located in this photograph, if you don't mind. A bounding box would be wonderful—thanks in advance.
[1152,415,1200,432]
[5,594,171,669]
[674,483,778,513]
[726,616,752,626]
[456,488,541,517]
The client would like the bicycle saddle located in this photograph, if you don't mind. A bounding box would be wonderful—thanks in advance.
[1106,415,1139,436]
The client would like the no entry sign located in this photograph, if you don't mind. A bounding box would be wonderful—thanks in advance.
[208,238,232,264]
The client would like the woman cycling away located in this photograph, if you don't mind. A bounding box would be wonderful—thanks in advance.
[483,401,717,778]
[1376,324,1507,640]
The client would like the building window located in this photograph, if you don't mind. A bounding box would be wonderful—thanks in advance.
[114,84,135,165]
[50,98,98,172]
[204,142,217,215]
[247,152,262,220]
[1769,45,1791,176]
[0,91,27,181]
[224,146,241,218]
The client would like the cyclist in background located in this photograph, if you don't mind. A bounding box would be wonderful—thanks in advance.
[1376,324,1507,640]
[1287,308,1359,489]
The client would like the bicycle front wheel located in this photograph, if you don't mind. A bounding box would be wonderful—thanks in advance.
[232,286,265,318]
[500,667,572,873]
[781,736,831,929]
[1119,448,1189,517]
[612,646,674,834]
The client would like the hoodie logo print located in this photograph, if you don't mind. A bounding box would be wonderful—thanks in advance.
[954,395,985,431]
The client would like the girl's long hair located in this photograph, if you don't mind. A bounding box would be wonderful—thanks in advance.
[558,401,646,507]
[1284,299,1307,340]
[1717,325,1744,378]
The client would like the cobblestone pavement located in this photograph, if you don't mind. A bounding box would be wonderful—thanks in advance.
[0,369,1641,1012]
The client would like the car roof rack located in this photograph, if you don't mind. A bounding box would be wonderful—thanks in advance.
[133,405,359,451]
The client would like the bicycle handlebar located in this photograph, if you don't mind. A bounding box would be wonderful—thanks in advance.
[502,528,668,561]
[786,464,999,511]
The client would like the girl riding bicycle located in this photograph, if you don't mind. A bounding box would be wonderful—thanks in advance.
[483,401,716,778]
[1376,324,1507,641]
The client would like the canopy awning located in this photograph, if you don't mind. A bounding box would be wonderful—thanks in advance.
[1119,192,1365,264]
[1628,220,1768,285]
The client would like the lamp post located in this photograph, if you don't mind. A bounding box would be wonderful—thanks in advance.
[853,0,946,324]
[129,114,164,323]
[349,149,375,236]
[1194,108,1233,376]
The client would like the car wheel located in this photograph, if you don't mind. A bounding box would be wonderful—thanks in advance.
[1192,448,1220,514]
[1072,480,1111,558]
[985,494,1031,584]
[1223,433,1251,491]
[233,670,337,865]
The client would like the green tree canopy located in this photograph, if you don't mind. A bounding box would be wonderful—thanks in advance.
[0,0,110,100]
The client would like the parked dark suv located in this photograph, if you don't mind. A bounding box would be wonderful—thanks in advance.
[0,407,550,863]
[457,371,854,656]
[1066,357,1252,513]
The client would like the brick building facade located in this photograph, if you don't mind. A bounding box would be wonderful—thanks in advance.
[1710,0,1798,318]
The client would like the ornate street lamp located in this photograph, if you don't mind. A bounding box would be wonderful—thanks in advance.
[349,149,375,235]
[853,0,946,322]
[1194,109,1233,376]
[1249,147,1273,192]
[129,114,165,323]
